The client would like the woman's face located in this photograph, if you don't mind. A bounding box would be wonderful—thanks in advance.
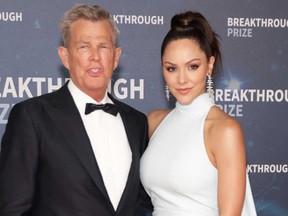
[162,38,215,105]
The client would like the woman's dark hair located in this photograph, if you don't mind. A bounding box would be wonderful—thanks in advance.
[161,11,221,71]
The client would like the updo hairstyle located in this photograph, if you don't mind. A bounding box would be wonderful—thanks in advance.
[161,11,221,71]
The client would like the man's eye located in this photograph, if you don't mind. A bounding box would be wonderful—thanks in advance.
[79,45,88,49]
[99,44,110,49]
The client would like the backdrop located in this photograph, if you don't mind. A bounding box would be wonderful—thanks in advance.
[1,0,287,215]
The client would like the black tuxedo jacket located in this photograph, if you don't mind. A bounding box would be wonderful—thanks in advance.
[0,83,149,216]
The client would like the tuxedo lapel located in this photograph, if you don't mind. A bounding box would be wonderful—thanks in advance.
[109,95,140,211]
[44,84,110,202]
[43,87,143,212]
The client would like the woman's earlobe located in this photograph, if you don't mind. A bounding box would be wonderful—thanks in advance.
[208,56,215,73]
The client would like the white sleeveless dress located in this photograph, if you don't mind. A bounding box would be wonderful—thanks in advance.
[140,93,257,216]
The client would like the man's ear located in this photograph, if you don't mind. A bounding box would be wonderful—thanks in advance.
[58,46,69,70]
[113,47,122,70]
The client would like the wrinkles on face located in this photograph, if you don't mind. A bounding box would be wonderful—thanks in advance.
[59,19,121,101]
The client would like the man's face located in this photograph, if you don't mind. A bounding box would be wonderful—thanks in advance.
[58,19,122,101]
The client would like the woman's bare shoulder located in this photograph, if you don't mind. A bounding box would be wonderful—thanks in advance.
[207,106,240,128]
[206,106,245,159]
[207,108,247,215]
[147,109,171,138]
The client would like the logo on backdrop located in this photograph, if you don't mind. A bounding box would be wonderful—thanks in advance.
[0,76,145,124]
[227,17,288,37]
[215,88,288,117]
[109,78,144,100]
[0,12,22,22]
[113,14,164,25]
[247,164,288,173]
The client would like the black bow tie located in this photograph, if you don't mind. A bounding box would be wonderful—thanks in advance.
[85,103,119,116]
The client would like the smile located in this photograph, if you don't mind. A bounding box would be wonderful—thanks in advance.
[176,87,192,94]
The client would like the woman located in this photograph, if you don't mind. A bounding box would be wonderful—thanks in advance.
[140,11,257,216]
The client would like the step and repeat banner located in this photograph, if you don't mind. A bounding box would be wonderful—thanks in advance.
[1,0,287,215]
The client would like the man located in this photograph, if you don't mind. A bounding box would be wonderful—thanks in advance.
[0,4,149,216]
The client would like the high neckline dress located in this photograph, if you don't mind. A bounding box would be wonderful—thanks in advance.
[140,93,257,216]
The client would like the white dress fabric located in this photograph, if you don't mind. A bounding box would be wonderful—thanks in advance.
[140,93,257,216]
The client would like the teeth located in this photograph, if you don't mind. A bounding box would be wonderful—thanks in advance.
[91,68,100,73]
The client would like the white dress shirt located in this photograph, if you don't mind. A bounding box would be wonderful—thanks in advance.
[68,81,132,210]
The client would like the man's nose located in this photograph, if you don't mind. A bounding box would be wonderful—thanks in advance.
[90,48,100,61]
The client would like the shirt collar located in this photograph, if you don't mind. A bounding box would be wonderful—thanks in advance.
[68,80,112,114]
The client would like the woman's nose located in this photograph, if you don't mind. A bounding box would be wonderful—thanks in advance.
[178,70,188,84]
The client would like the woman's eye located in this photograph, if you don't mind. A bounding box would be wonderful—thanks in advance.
[166,66,176,72]
[189,64,199,70]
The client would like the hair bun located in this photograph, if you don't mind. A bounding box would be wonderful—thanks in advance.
[161,10,221,67]
[170,11,204,32]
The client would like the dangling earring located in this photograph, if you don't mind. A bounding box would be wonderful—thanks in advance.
[206,74,214,100]
[165,84,171,101]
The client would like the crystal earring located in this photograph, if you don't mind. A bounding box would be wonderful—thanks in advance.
[165,84,171,101]
[206,74,214,100]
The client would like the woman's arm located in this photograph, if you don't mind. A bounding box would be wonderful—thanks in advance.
[209,115,246,216]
